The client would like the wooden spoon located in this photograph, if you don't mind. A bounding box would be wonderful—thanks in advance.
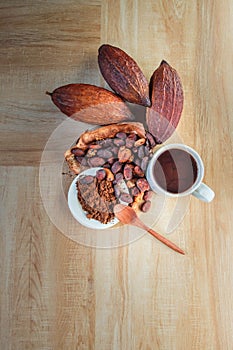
[114,204,185,255]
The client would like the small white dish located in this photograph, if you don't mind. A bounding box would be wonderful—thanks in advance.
[68,167,119,230]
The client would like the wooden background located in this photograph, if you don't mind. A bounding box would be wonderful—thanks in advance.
[1,1,233,349]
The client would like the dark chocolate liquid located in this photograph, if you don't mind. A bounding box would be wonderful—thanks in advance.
[153,149,198,193]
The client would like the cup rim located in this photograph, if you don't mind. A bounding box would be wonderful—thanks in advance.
[146,143,204,197]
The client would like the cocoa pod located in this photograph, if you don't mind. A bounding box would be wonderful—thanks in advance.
[98,44,151,107]
[46,83,134,125]
[146,61,184,143]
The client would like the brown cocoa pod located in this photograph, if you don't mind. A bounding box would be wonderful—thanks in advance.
[141,200,151,212]
[71,148,85,157]
[111,161,123,174]
[123,164,133,180]
[89,157,105,167]
[136,178,150,192]
[46,83,134,125]
[98,44,151,107]
[146,61,184,143]
[118,146,132,163]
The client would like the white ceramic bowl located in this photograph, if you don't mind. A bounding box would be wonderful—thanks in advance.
[68,167,119,230]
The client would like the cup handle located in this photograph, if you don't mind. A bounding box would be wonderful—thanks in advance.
[192,183,215,202]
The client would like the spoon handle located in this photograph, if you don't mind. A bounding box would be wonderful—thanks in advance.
[147,227,185,255]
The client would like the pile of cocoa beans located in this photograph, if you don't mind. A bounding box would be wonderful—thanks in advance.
[71,131,156,212]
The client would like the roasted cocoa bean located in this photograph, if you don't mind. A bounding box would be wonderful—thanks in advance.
[71,148,85,156]
[98,138,113,148]
[97,149,113,158]
[141,156,149,171]
[125,138,135,148]
[89,157,105,167]
[131,186,140,196]
[138,146,145,159]
[134,165,145,177]
[112,146,119,155]
[126,180,136,188]
[141,200,151,212]
[111,161,123,174]
[120,193,133,204]
[127,133,137,140]
[113,138,125,147]
[136,178,150,192]
[134,138,146,147]
[86,149,97,157]
[118,146,132,163]
[96,169,106,181]
[116,132,127,139]
[143,190,153,201]
[114,172,124,183]
[114,184,121,197]
[123,164,133,180]
[79,175,94,184]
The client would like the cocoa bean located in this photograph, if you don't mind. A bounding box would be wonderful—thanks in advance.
[145,131,156,148]
[134,165,145,177]
[79,175,94,185]
[88,144,101,150]
[143,190,153,201]
[141,156,149,171]
[114,184,121,197]
[138,146,145,159]
[97,149,113,158]
[131,187,140,196]
[114,172,124,183]
[113,138,125,147]
[111,161,123,174]
[134,138,146,147]
[89,157,105,167]
[118,146,132,163]
[86,149,97,157]
[120,193,133,204]
[71,148,85,156]
[126,180,136,188]
[116,132,127,139]
[141,200,151,212]
[127,133,138,141]
[96,169,106,181]
[123,164,133,180]
[125,138,135,148]
[136,178,150,192]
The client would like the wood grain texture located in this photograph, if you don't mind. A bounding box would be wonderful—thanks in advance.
[1,1,233,349]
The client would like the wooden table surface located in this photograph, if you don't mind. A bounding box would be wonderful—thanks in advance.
[1,1,233,349]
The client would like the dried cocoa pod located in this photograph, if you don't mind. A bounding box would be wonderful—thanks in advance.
[98,44,151,107]
[146,61,184,143]
[46,83,134,125]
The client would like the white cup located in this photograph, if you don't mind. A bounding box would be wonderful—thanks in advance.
[146,143,215,202]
